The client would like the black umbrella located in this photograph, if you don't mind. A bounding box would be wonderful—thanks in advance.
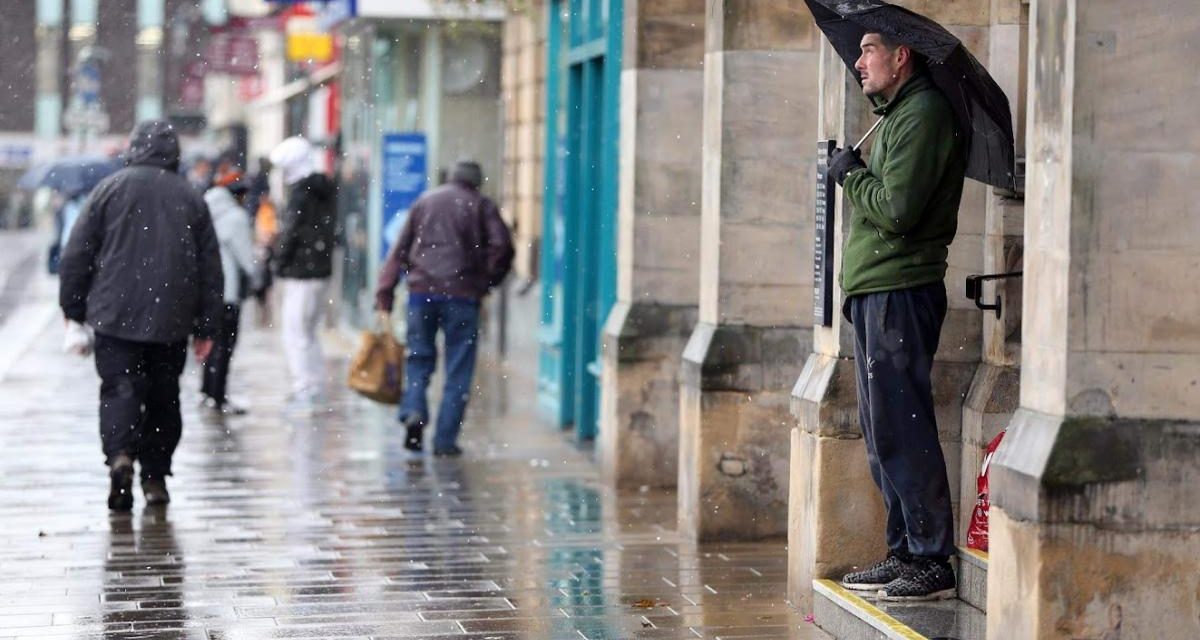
[804,0,1016,191]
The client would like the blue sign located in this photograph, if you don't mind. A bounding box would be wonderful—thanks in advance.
[380,132,427,261]
[317,0,356,29]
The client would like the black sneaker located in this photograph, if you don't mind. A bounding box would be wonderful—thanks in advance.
[841,552,910,591]
[107,454,134,511]
[877,557,957,602]
[142,477,170,506]
[401,414,424,453]
[433,445,463,457]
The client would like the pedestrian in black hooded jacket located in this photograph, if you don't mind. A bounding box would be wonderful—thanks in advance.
[59,119,223,511]
[269,136,337,411]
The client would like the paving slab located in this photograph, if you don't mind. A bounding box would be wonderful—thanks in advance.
[0,292,830,640]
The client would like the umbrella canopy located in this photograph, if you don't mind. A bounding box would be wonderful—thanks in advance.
[17,156,122,197]
[804,0,1016,190]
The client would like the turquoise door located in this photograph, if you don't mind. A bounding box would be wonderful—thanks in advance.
[538,0,622,441]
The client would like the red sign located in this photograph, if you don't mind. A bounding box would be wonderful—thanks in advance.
[238,75,264,102]
[180,61,206,111]
[205,32,260,76]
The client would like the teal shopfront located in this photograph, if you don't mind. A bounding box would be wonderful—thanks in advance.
[538,0,622,441]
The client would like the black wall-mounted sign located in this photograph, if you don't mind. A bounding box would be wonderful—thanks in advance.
[814,140,837,327]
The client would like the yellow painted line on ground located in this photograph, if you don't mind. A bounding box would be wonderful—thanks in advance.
[814,579,928,640]
[961,547,989,565]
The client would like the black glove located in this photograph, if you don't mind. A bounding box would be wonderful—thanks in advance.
[827,146,866,186]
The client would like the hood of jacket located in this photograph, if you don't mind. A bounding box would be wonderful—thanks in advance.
[125,120,181,171]
[292,173,336,201]
[270,136,318,185]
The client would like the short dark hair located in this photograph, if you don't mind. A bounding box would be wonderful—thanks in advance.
[874,31,902,51]
[450,160,483,189]
[869,31,926,71]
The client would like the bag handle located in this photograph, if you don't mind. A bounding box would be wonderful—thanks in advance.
[374,310,392,334]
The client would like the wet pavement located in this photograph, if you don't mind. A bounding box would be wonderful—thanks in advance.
[0,286,829,639]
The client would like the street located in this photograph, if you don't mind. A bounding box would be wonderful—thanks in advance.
[0,272,827,640]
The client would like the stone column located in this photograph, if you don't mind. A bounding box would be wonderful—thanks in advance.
[500,5,546,281]
[35,0,64,145]
[958,0,1028,553]
[599,0,705,490]
[135,0,164,122]
[786,38,885,610]
[989,1,1200,637]
[67,0,100,151]
[787,0,993,609]
[677,0,819,542]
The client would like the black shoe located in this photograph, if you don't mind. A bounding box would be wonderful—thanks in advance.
[401,415,424,453]
[107,454,134,511]
[841,552,910,592]
[142,477,170,506]
[433,445,463,457]
[877,557,957,602]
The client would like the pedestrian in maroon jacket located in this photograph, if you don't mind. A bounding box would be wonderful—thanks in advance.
[375,161,513,456]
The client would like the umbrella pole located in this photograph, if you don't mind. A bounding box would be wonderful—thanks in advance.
[851,117,886,152]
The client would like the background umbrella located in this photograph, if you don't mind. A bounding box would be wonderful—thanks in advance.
[804,0,1016,191]
[17,155,121,197]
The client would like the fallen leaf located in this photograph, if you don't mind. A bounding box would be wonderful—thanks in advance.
[632,599,656,609]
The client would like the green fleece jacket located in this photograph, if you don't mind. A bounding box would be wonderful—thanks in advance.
[840,73,966,297]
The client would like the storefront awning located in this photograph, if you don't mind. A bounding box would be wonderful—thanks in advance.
[248,62,341,108]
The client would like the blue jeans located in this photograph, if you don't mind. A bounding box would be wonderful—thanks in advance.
[399,296,481,449]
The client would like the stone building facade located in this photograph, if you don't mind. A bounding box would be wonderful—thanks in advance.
[508,0,1200,637]
[500,1,547,280]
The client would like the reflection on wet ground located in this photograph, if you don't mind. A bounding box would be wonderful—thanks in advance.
[0,319,829,639]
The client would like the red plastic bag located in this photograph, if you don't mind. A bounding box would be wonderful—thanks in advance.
[966,429,1006,552]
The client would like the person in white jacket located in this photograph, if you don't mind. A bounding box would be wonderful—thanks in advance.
[201,171,262,414]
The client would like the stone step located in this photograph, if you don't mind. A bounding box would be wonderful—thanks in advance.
[813,579,986,640]
[957,547,988,613]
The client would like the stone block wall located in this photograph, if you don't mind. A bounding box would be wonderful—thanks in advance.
[501,3,547,280]
[990,1,1200,636]
[600,0,705,490]
[678,0,820,542]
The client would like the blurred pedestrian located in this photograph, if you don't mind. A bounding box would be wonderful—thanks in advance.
[58,120,223,510]
[187,156,214,194]
[245,156,271,220]
[269,136,337,413]
[375,160,513,456]
[249,158,277,328]
[200,169,262,415]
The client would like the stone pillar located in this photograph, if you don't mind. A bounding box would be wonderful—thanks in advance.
[786,38,885,610]
[787,0,993,609]
[135,0,164,122]
[67,0,100,151]
[989,1,1200,637]
[676,0,819,541]
[959,0,1028,550]
[35,0,64,144]
[500,5,546,282]
[599,0,705,490]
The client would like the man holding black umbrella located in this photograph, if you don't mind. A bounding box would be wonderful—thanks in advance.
[825,31,966,602]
